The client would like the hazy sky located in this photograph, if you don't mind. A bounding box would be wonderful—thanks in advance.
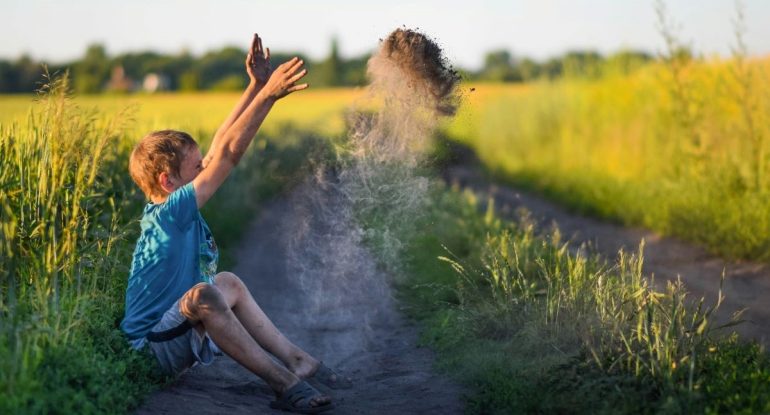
[4,0,770,69]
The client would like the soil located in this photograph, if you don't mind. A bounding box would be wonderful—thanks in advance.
[135,184,465,415]
[443,163,770,347]
[369,28,460,116]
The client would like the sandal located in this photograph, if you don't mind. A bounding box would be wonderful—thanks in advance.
[308,361,353,390]
[269,380,334,414]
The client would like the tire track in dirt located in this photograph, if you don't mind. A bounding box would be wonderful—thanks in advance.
[135,186,464,414]
[444,164,770,347]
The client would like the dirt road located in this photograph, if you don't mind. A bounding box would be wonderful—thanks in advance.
[444,164,770,347]
[135,185,464,414]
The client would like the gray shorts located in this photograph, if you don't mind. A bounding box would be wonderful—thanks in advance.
[146,299,217,375]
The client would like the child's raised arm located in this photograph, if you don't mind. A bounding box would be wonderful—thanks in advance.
[203,34,272,169]
[192,51,308,208]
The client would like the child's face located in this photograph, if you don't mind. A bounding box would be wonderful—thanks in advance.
[175,145,203,188]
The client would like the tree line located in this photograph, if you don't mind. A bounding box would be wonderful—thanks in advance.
[0,40,655,94]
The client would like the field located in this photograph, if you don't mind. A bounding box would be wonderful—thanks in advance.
[3,56,770,413]
[18,51,759,264]
[0,87,362,137]
[446,57,770,260]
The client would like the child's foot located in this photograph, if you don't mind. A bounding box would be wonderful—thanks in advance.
[306,361,353,390]
[290,356,320,380]
[270,380,334,414]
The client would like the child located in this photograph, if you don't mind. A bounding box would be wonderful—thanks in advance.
[120,34,349,414]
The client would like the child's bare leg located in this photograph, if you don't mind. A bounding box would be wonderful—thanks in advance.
[179,282,328,406]
[213,272,320,378]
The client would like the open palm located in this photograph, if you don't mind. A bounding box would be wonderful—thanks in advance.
[246,33,272,86]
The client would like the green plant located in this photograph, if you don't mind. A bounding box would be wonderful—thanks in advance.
[360,181,769,413]
[0,74,333,413]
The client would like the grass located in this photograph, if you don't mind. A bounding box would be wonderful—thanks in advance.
[0,75,333,414]
[359,178,770,413]
[443,55,770,261]
[0,76,160,414]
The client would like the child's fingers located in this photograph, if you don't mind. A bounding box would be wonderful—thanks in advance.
[287,58,304,75]
[287,69,307,84]
[277,57,299,73]
[266,47,270,61]
[257,35,264,56]
[287,83,309,93]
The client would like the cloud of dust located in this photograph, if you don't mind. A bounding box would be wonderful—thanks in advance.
[281,28,460,362]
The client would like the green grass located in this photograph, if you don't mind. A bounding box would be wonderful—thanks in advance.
[443,56,770,261]
[0,76,162,414]
[357,174,770,413]
[0,75,333,414]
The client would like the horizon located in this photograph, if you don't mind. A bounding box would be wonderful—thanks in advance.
[4,0,770,71]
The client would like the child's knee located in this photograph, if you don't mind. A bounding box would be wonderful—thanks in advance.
[180,283,228,319]
[214,272,246,295]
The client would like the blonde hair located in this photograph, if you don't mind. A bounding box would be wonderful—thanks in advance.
[129,130,197,199]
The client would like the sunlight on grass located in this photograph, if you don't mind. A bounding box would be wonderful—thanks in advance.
[444,57,770,260]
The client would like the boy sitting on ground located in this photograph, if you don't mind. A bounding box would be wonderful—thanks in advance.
[120,33,350,414]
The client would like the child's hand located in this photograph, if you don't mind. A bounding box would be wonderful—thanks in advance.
[246,33,272,87]
[260,57,308,100]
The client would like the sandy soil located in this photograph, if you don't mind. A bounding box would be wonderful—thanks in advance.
[135,184,465,414]
[443,164,770,347]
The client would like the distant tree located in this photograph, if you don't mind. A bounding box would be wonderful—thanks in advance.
[484,50,511,68]
[197,47,247,89]
[605,50,653,75]
[74,44,110,93]
[113,51,163,80]
[162,51,196,90]
[341,54,368,86]
[0,60,17,92]
[311,37,343,87]
[178,71,200,91]
[668,46,696,64]
[210,74,245,91]
[541,57,564,80]
[0,59,35,93]
[561,50,603,78]
[480,50,521,82]
[327,37,341,85]
[518,58,540,81]
[19,55,45,91]
[0,40,663,93]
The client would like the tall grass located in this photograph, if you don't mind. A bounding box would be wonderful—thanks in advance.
[440,209,733,388]
[372,182,770,413]
[0,74,334,413]
[445,44,770,261]
[0,74,152,413]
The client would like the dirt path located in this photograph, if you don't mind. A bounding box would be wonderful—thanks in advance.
[444,164,770,347]
[135,184,464,414]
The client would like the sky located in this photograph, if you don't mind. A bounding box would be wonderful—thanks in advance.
[3,0,770,70]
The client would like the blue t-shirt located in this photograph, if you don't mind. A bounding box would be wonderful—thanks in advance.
[120,183,219,348]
